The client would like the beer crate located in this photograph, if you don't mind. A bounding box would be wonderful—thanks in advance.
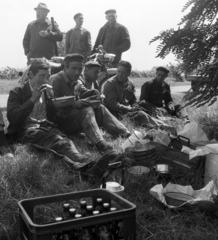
[18,188,136,240]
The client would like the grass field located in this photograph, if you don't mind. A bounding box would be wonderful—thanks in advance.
[1,78,218,240]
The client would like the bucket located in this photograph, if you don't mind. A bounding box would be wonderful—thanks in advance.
[204,153,218,186]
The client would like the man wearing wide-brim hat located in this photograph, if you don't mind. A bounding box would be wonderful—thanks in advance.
[92,9,131,67]
[23,3,63,64]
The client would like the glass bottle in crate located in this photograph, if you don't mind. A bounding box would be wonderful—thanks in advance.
[110,208,124,240]
[53,217,63,240]
[73,214,82,240]
[103,203,110,213]
[79,200,87,217]
[62,203,70,220]
[69,208,76,219]
[95,198,103,213]
[86,205,93,216]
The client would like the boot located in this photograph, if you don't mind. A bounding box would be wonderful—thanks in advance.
[96,140,115,155]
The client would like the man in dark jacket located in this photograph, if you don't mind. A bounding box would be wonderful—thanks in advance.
[103,61,169,128]
[7,59,117,177]
[23,3,63,64]
[139,67,181,116]
[92,9,131,67]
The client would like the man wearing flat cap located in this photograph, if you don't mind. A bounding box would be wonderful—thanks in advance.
[65,13,92,60]
[80,61,102,90]
[50,53,131,157]
[139,67,180,116]
[92,9,131,67]
[23,3,63,64]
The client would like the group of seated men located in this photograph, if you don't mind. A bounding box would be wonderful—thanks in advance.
[0,54,180,179]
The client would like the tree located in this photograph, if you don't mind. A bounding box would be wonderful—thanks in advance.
[150,0,218,107]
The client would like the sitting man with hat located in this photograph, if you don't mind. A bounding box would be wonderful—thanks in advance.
[80,61,102,91]
[139,66,181,116]
[50,54,131,156]
[7,59,123,179]
[103,61,170,128]
[23,3,63,65]
[92,9,131,67]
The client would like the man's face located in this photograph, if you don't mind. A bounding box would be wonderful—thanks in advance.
[65,62,83,82]
[106,13,117,24]
[30,69,50,86]
[116,66,130,84]
[156,70,168,82]
[75,15,84,26]
[36,9,48,21]
[85,67,100,82]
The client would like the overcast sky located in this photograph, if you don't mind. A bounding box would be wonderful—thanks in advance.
[0,0,188,70]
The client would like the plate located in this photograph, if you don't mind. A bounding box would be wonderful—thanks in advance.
[52,96,75,101]
[132,144,155,153]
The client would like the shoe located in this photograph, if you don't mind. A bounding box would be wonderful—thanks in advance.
[96,140,115,155]
[86,151,117,179]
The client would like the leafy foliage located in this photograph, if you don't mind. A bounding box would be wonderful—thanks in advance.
[150,0,218,106]
[0,67,20,80]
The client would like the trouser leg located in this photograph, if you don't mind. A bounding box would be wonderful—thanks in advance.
[94,105,129,136]
[59,107,103,145]
[18,127,92,169]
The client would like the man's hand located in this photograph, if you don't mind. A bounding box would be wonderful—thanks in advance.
[30,84,47,104]
[130,105,141,112]
[74,99,90,109]
[39,30,49,38]
[167,103,175,112]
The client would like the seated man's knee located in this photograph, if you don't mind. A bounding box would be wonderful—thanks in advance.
[81,106,95,117]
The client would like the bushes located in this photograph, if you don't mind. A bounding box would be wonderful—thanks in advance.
[0,67,21,80]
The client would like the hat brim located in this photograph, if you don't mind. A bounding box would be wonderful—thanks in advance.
[34,7,50,12]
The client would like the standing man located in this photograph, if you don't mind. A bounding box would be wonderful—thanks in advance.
[139,67,181,116]
[65,13,92,60]
[103,61,170,128]
[23,3,63,64]
[93,9,131,67]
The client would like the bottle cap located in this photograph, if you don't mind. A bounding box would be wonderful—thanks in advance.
[63,203,70,209]
[69,208,76,213]
[87,205,93,210]
[75,214,82,218]
[96,198,103,202]
[80,200,87,205]
[55,217,63,222]
[110,207,117,212]
[103,203,109,207]
[93,210,100,215]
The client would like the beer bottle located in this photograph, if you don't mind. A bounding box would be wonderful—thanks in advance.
[92,211,100,239]
[69,208,76,219]
[86,205,93,216]
[103,203,110,213]
[95,198,103,213]
[62,203,70,220]
[73,214,82,240]
[53,217,63,240]
[79,200,87,217]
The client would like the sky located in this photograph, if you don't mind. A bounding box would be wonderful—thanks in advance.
[0,0,188,70]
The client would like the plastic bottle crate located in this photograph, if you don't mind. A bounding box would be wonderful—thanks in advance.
[18,188,136,240]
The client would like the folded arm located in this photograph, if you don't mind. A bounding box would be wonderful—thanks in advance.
[46,22,63,42]
[23,24,31,56]
[116,27,131,53]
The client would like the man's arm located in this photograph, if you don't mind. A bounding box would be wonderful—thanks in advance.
[86,31,92,56]
[65,30,71,55]
[92,28,102,54]
[7,88,34,127]
[46,22,63,42]
[164,83,173,106]
[23,24,31,56]
[139,82,150,102]
[115,26,131,53]
[104,81,131,113]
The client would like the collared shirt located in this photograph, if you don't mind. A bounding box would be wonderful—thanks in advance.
[23,81,47,129]
[140,78,173,108]
[102,22,116,53]
[50,71,89,99]
[23,18,63,60]
[65,27,92,57]
[103,75,137,113]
